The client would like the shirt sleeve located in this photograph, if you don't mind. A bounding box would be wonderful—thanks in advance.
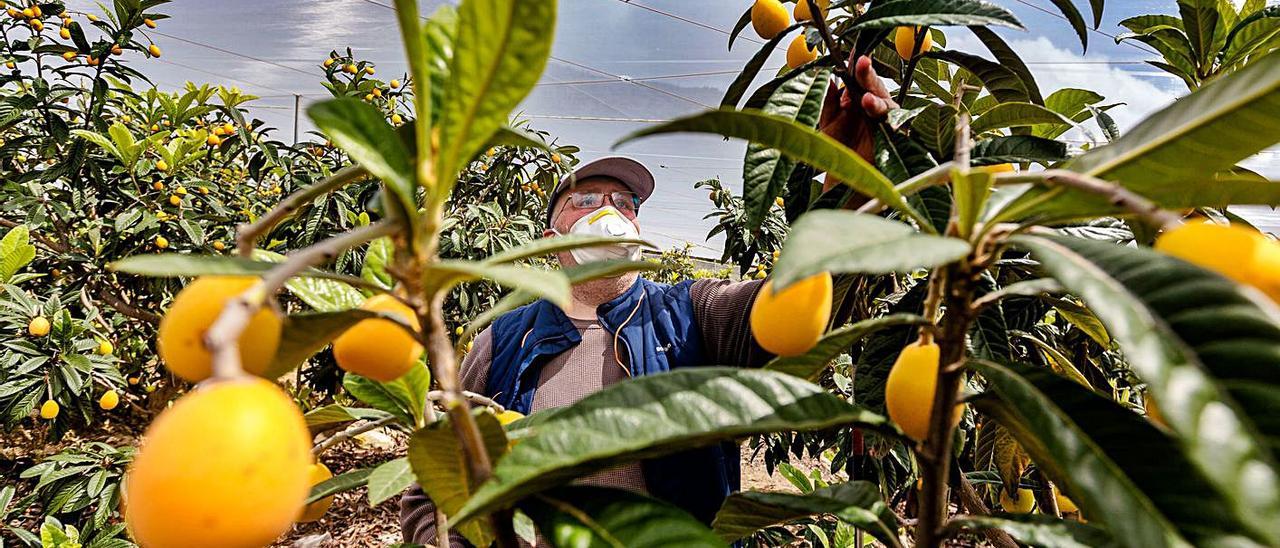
[690,278,774,368]
[398,328,495,546]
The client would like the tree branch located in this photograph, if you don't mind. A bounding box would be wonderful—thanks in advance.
[311,415,399,457]
[995,169,1182,230]
[205,221,399,380]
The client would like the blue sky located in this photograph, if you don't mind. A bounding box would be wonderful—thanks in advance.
[64,0,1280,251]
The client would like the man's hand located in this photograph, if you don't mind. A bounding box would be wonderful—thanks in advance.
[818,54,897,195]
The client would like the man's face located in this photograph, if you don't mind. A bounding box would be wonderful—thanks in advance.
[544,176,641,266]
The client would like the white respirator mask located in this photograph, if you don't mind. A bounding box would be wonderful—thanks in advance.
[555,206,642,264]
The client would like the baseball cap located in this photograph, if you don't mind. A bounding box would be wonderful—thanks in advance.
[546,156,655,227]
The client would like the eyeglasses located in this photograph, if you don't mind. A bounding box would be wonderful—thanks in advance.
[565,191,641,213]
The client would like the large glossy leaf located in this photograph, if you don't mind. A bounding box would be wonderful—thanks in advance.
[617,109,926,228]
[972,359,1265,547]
[1014,235,1280,542]
[342,369,430,427]
[772,211,971,290]
[765,314,926,380]
[1179,0,1220,69]
[262,310,377,378]
[367,457,414,506]
[408,411,508,546]
[1063,49,1280,184]
[253,249,368,311]
[710,482,899,546]
[970,135,1068,166]
[304,404,393,429]
[453,368,892,523]
[743,67,830,231]
[436,0,555,191]
[307,468,373,504]
[426,260,571,309]
[1044,0,1090,50]
[969,26,1044,103]
[848,0,1023,30]
[946,515,1117,548]
[970,102,1073,135]
[520,486,725,548]
[308,99,415,214]
[910,103,957,158]
[1222,6,1280,66]
[926,50,1030,103]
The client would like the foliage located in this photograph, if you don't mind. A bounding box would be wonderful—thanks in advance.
[1119,0,1280,89]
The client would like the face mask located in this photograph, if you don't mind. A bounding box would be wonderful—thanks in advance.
[556,206,641,264]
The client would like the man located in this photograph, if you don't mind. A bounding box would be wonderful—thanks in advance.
[400,55,896,545]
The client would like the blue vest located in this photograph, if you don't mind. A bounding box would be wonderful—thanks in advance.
[487,277,740,525]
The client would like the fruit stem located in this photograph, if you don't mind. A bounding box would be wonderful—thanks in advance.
[235,165,369,258]
[205,221,399,380]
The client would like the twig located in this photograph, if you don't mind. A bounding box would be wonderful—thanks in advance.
[205,221,399,380]
[896,28,930,105]
[235,165,368,257]
[919,268,946,345]
[311,415,399,457]
[997,169,1182,230]
[427,390,506,413]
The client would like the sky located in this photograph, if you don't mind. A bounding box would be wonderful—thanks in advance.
[62,0,1280,252]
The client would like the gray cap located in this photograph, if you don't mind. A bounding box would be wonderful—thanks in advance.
[546,156,655,227]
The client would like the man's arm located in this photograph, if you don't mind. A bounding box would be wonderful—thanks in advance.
[690,278,774,368]
[399,328,494,547]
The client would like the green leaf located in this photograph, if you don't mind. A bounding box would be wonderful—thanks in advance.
[520,486,726,548]
[253,249,368,311]
[367,457,414,506]
[426,260,571,309]
[1014,235,1280,543]
[617,109,928,229]
[952,169,993,239]
[972,359,1260,547]
[743,67,830,231]
[308,99,415,215]
[910,103,957,158]
[1222,6,1280,66]
[711,482,900,546]
[969,26,1045,103]
[1179,0,1220,69]
[946,515,1117,548]
[849,0,1023,30]
[408,411,508,546]
[109,254,370,287]
[1043,0,1091,50]
[360,237,394,290]
[485,235,652,265]
[304,404,394,429]
[307,468,373,504]
[1066,49,1280,185]
[772,211,971,291]
[926,50,1031,103]
[454,368,891,524]
[342,372,417,426]
[437,0,556,192]
[765,314,926,380]
[721,23,804,108]
[970,102,1073,134]
[263,310,377,379]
